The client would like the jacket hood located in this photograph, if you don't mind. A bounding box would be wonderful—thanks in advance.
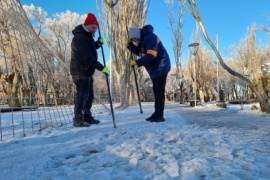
[142,24,154,34]
[72,24,89,35]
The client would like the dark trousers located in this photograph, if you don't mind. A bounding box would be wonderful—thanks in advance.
[72,75,94,118]
[152,74,167,118]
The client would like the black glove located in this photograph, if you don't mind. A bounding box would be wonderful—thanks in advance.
[97,37,105,46]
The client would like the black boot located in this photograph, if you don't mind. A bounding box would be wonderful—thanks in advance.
[84,114,100,124]
[73,116,90,127]
[150,117,165,122]
[146,114,156,121]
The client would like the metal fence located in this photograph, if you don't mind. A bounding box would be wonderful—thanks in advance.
[0,0,111,141]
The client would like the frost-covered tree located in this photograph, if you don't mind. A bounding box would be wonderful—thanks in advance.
[164,0,185,103]
[23,4,47,36]
[45,11,84,63]
[23,5,83,105]
[97,0,150,109]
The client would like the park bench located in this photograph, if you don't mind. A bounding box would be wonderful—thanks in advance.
[0,104,38,112]
[189,100,200,107]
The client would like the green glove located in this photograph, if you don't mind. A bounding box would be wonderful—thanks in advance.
[102,67,110,76]
[97,37,105,46]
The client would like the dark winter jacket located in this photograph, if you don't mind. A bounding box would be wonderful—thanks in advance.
[70,25,104,76]
[129,25,171,79]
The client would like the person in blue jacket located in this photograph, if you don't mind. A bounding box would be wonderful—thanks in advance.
[127,25,171,122]
[70,13,109,127]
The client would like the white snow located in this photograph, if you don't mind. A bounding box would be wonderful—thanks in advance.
[0,102,270,180]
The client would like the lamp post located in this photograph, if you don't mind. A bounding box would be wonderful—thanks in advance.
[216,34,219,101]
[179,74,185,104]
[189,42,199,107]
[109,3,113,100]
[244,74,250,100]
[171,74,177,103]
[105,0,118,100]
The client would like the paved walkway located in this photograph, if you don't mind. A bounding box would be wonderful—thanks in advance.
[166,103,270,132]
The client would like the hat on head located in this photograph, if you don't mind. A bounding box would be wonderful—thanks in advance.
[128,27,141,39]
[84,13,99,26]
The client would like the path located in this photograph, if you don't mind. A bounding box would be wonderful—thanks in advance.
[166,102,270,132]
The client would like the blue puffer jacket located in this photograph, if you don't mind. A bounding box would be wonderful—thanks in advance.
[129,25,171,79]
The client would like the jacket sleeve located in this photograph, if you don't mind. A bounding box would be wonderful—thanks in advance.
[136,34,158,67]
[95,61,104,71]
[127,43,140,56]
[95,41,102,49]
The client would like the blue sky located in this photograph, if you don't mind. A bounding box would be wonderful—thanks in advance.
[20,0,270,66]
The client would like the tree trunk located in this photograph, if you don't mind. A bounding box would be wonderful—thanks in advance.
[199,88,205,103]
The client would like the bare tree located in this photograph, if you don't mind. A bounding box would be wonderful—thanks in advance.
[1,2,56,107]
[179,0,270,113]
[22,4,47,36]
[97,0,150,109]
[258,18,270,99]
[164,0,185,103]
[44,11,84,63]
[0,1,29,107]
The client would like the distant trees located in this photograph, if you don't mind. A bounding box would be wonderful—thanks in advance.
[0,0,38,107]
[164,0,185,103]
[228,23,270,103]
[0,2,86,107]
[3,1,269,112]
[179,0,270,113]
[23,6,84,106]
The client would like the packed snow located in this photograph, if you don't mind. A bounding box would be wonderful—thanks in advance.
[0,102,270,180]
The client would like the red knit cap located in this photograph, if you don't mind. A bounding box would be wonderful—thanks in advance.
[84,13,99,26]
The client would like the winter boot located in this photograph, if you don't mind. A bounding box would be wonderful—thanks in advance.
[145,114,156,121]
[73,116,90,127]
[84,114,100,124]
[150,117,165,123]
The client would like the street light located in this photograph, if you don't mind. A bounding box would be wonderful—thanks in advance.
[245,74,250,100]
[106,0,118,101]
[171,74,177,103]
[189,42,199,107]
[215,34,219,101]
[179,75,185,104]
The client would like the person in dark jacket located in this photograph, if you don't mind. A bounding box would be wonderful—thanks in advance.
[70,13,109,127]
[127,25,171,122]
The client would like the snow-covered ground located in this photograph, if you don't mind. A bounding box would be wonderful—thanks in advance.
[0,102,270,180]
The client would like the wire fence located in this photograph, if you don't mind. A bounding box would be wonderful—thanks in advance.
[0,103,110,141]
[0,0,111,141]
